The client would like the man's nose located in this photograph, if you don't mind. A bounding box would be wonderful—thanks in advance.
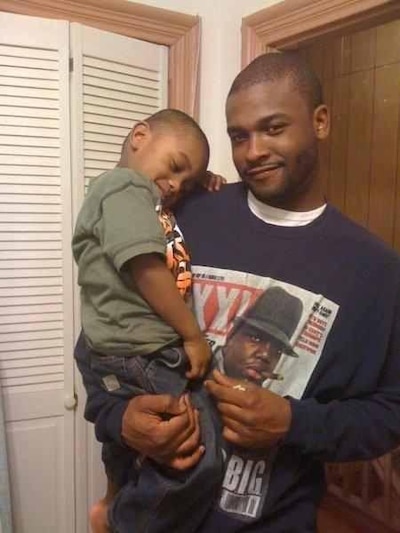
[246,134,271,164]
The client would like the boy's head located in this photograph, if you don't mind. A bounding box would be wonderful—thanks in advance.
[120,109,210,205]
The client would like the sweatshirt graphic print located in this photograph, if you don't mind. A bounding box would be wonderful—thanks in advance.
[192,265,339,521]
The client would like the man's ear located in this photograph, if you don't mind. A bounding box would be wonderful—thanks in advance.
[313,104,330,140]
[130,121,151,150]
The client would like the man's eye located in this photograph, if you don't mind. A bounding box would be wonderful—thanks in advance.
[266,124,285,136]
[249,335,262,343]
[230,132,247,144]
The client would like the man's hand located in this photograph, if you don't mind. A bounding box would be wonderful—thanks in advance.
[205,370,292,449]
[122,393,203,470]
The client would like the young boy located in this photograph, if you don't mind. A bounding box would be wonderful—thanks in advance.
[73,109,224,533]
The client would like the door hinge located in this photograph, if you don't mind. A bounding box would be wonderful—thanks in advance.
[69,57,74,72]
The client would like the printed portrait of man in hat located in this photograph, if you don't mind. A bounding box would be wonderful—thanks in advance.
[219,286,303,386]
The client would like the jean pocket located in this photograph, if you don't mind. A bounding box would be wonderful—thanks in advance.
[90,353,127,378]
[144,347,188,396]
[156,347,187,369]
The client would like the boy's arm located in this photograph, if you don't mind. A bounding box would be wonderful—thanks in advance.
[127,253,211,379]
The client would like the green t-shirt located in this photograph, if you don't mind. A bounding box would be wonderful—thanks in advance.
[72,167,186,356]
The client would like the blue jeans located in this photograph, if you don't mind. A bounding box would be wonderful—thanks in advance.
[74,332,224,533]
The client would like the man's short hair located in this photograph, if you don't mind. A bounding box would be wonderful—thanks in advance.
[228,51,323,110]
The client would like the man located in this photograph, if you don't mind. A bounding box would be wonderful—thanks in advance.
[82,52,400,532]
[215,286,303,385]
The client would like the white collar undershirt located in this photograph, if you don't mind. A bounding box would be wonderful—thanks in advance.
[247,190,327,227]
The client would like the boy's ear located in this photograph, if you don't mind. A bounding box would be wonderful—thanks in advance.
[130,121,151,149]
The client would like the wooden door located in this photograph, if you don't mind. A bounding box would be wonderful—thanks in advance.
[299,18,400,253]
[299,18,400,530]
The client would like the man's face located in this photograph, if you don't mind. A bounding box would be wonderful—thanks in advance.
[133,127,207,206]
[226,78,328,210]
[223,325,284,385]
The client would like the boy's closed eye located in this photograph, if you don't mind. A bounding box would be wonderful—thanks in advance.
[170,159,182,173]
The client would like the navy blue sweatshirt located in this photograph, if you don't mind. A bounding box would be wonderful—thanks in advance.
[86,183,400,532]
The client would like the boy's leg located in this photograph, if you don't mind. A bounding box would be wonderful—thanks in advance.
[89,477,116,533]
[75,335,224,533]
[74,333,144,532]
[109,346,224,533]
[89,442,135,533]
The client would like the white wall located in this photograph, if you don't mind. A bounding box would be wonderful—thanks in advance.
[130,0,281,180]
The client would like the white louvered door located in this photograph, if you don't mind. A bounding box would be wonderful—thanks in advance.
[71,24,168,531]
[70,23,168,196]
[0,12,74,533]
[0,13,168,533]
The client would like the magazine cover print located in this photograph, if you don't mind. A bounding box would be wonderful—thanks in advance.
[192,265,339,521]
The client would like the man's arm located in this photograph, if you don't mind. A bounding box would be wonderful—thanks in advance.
[121,394,205,470]
[207,292,400,463]
[285,381,400,461]
[207,370,400,462]
[205,371,291,450]
[75,333,204,469]
[285,283,400,462]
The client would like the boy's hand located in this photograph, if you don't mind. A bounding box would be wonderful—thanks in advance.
[184,336,212,380]
[202,171,227,192]
[162,171,226,209]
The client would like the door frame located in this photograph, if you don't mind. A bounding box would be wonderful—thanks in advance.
[242,0,400,66]
[0,0,201,118]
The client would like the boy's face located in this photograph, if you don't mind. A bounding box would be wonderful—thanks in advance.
[131,124,208,206]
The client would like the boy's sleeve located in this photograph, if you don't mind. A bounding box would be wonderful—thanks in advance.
[94,181,166,271]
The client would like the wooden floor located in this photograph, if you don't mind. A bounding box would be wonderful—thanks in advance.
[317,496,394,533]
[317,505,363,533]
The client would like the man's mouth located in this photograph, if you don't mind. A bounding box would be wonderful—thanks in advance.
[245,162,284,180]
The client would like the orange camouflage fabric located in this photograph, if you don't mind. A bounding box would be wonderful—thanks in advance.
[158,208,192,300]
